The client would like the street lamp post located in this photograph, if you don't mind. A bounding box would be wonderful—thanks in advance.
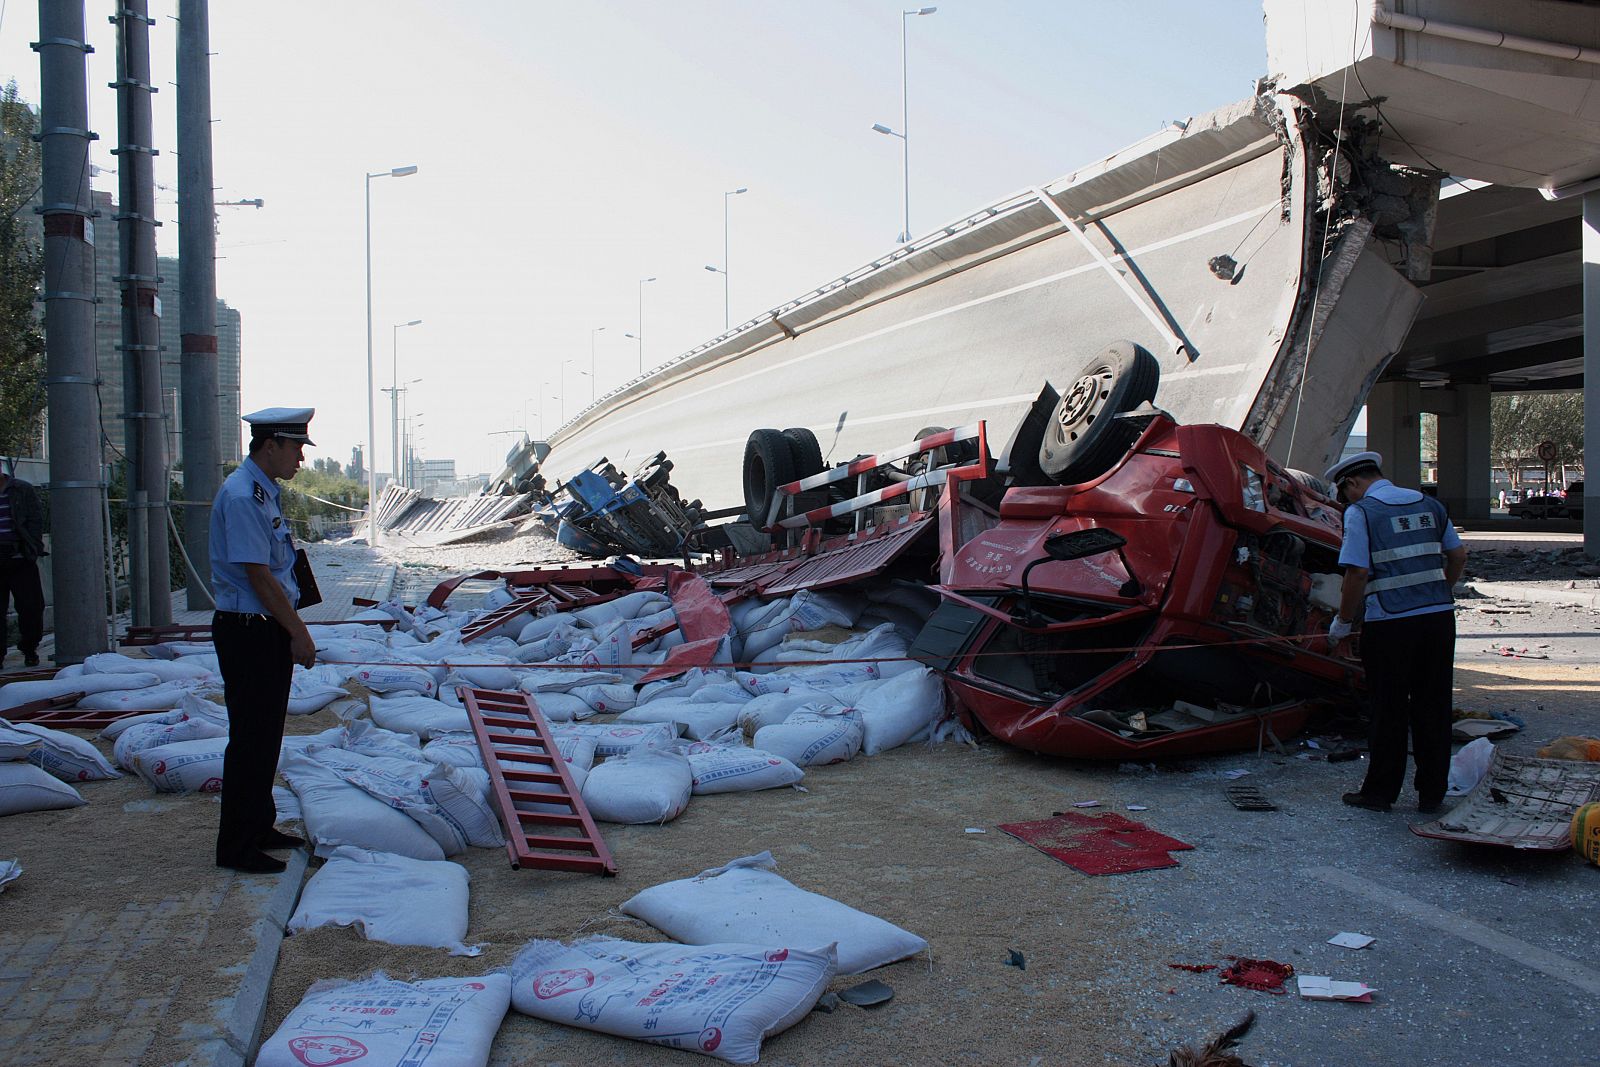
[873,7,935,244]
[561,359,588,425]
[390,318,421,484]
[589,326,606,405]
[364,163,418,544]
[703,187,747,331]
[637,276,656,374]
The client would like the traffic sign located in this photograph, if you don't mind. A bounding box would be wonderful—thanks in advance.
[1537,440,1558,463]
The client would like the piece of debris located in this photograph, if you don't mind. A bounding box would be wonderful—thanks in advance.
[1538,736,1600,762]
[837,979,895,1008]
[1296,975,1374,1002]
[1072,799,1101,808]
[1218,957,1294,994]
[1168,962,1218,973]
[0,858,19,893]
[1224,785,1277,811]
[1326,745,1362,763]
[964,827,987,834]
[1416,750,1600,850]
[1485,645,1549,659]
[1326,932,1375,950]
[1166,1010,1257,1067]
[1222,768,1250,780]
[812,992,841,1014]
[1451,718,1519,741]
[1005,949,1027,971]
[1127,804,1149,811]
[999,812,1195,876]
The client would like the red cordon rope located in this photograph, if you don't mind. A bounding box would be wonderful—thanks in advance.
[316,630,1343,674]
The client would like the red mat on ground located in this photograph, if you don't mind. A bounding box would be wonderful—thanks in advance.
[997,811,1194,875]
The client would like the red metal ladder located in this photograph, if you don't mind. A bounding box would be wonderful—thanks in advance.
[459,687,618,875]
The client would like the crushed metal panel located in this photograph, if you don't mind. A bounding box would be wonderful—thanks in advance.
[1411,751,1600,851]
[758,515,936,596]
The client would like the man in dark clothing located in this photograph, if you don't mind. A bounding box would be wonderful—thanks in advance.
[1325,451,1468,815]
[0,462,46,668]
[210,408,318,874]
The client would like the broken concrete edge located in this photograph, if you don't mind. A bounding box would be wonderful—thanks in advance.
[209,848,311,1067]
[1463,580,1600,611]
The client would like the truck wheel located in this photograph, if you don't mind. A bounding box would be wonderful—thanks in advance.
[744,429,798,526]
[782,427,824,479]
[1038,341,1160,485]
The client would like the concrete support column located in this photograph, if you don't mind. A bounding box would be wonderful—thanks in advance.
[1585,191,1600,556]
[1364,380,1423,488]
[1436,383,1491,521]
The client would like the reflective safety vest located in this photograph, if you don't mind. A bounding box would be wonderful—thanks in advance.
[1351,492,1453,615]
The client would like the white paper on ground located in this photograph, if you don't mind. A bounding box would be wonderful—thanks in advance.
[1297,975,1374,1001]
[1327,932,1376,949]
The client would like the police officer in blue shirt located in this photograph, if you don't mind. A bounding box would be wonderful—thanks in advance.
[210,407,319,873]
[1325,451,1468,815]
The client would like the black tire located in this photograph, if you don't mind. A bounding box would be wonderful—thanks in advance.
[744,428,798,526]
[1518,509,1534,520]
[1038,340,1160,484]
[782,427,824,479]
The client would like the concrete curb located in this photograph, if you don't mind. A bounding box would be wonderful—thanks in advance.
[1464,580,1600,611]
[207,848,311,1067]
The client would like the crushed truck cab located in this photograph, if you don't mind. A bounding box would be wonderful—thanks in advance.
[921,409,1360,759]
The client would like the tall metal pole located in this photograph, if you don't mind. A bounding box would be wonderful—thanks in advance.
[637,276,654,374]
[1584,190,1600,557]
[723,193,730,331]
[33,0,109,662]
[177,0,220,609]
[364,171,376,543]
[900,11,910,244]
[389,319,419,484]
[113,0,171,625]
[589,326,604,405]
[364,165,416,543]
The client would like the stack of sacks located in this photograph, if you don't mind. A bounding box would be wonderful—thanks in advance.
[282,742,501,859]
[0,670,162,713]
[728,589,862,662]
[0,720,95,815]
[517,669,634,722]
[0,716,120,784]
[81,651,218,685]
[368,691,471,739]
[115,693,230,792]
[288,664,350,715]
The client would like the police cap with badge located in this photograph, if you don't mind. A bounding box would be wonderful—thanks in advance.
[1324,451,1382,503]
[241,406,322,608]
[244,407,317,446]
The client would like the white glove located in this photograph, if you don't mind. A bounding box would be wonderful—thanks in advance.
[1328,616,1352,642]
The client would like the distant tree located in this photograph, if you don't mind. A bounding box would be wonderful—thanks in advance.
[1491,391,1583,491]
[0,81,44,458]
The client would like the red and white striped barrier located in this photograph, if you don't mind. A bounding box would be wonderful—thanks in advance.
[771,422,989,530]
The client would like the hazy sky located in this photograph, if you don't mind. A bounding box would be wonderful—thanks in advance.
[1,1,1271,475]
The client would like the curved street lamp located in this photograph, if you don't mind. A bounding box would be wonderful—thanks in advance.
[364,163,418,542]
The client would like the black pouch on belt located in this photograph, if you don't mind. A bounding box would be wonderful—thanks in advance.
[293,548,323,609]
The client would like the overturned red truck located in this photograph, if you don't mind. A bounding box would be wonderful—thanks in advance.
[488,343,1362,760]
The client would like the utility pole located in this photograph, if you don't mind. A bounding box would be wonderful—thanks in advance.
[113,0,171,625]
[33,1,110,661]
[177,0,219,609]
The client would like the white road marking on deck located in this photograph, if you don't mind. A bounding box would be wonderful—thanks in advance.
[1306,865,1600,995]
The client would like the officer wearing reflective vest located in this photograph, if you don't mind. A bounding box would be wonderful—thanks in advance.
[210,407,318,873]
[1325,451,1467,815]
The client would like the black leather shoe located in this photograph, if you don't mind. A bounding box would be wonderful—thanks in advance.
[1417,798,1445,815]
[22,652,39,667]
[1342,791,1392,812]
[258,829,305,850]
[217,849,287,874]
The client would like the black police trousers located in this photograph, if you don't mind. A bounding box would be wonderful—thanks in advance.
[0,554,44,657]
[212,610,293,861]
[1357,609,1456,806]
